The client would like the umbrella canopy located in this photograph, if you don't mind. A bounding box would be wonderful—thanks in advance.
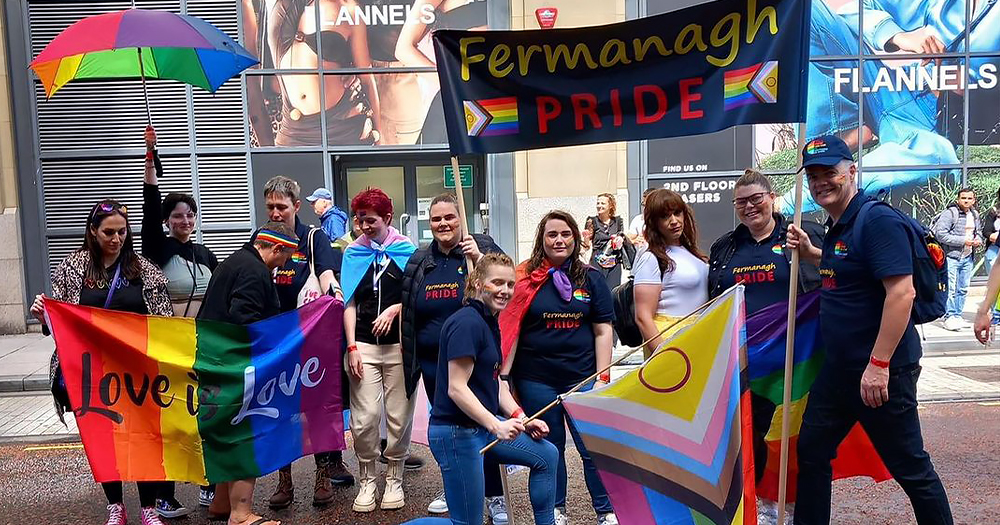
[30,9,258,97]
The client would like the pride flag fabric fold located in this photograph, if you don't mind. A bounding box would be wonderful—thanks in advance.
[45,296,345,484]
[563,286,755,525]
[341,227,416,303]
[746,291,891,502]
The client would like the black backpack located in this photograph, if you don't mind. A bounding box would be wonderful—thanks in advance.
[611,276,645,347]
[851,199,948,324]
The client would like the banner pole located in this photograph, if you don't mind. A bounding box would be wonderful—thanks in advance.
[777,123,807,524]
[450,156,475,270]
[480,284,740,455]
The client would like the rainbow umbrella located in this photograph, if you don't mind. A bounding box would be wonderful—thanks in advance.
[30,8,258,122]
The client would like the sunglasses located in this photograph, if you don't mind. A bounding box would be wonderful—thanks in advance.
[91,202,128,222]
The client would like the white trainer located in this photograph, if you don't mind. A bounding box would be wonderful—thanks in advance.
[427,491,448,514]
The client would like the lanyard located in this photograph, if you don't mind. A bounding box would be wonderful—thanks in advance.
[103,263,123,309]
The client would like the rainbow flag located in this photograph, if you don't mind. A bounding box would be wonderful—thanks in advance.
[45,296,346,484]
[746,291,891,502]
[564,286,755,525]
[724,61,779,111]
[463,97,519,137]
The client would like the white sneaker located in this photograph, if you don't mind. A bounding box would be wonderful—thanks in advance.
[757,498,779,525]
[428,491,448,514]
[942,316,962,331]
[554,507,568,525]
[597,512,619,525]
[486,496,509,525]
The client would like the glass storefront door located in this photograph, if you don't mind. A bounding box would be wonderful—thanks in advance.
[336,154,485,246]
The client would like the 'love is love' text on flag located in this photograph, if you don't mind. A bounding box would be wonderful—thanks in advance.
[45,296,345,484]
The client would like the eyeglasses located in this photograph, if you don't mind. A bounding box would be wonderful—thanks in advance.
[91,202,127,221]
[732,192,767,208]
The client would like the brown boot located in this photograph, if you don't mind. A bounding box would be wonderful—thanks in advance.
[268,468,294,509]
[312,464,335,506]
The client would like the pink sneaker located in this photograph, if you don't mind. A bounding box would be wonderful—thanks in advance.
[140,507,165,525]
[105,503,127,525]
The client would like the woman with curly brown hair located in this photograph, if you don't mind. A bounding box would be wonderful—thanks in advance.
[632,189,709,359]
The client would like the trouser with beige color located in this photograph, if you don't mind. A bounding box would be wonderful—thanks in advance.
[348,342,417,462]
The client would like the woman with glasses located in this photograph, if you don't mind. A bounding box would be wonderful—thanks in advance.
[142,125,215,516]
[632,189,709,360]
[707,169,824,524]
[29,200,174,525]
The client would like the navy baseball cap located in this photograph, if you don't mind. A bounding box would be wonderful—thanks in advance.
[801,135,854,167]
[305,188,333,202]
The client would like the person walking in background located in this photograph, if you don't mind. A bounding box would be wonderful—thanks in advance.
[30,200,174,525]
[786,135,953,525]
[306,187,349,242]
[933,188,983,331]
[499,210,618,525]
[400,193,509,521]
[141,125,213,516]
[341,187,417,513]
[197,221,299,525]
[428,252,558,525]
[626,188,656,249]
[632,189,709,360]
[708,170,825,524]
[261,176,350,509]
[582,193,631,291]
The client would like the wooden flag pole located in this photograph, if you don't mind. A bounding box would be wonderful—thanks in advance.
[777,124,807,525]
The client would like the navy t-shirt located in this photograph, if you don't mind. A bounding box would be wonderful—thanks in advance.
[415,247,466,358]
[430,300,502,427]
[819,193,921,370]
[719,226,792,316]
[273,219,337,312]
[512,268,615,384]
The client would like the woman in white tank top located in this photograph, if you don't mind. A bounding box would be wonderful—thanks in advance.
[631,189,709,359]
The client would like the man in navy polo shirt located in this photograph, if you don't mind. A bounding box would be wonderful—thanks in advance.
[786,135,953,525]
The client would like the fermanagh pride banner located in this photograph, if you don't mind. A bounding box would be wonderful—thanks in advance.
[433,0,810,154]
[45,296,345,484]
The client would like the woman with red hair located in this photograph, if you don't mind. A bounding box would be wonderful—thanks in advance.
[340,188,417,513]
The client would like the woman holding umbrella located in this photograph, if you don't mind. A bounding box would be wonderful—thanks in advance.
[29,200,174,525]
[142,125,217,515]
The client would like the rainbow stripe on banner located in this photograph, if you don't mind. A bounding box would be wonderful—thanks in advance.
[724,61,779,111]
[464,97,519,137]
[563,287,755,525]
[45,296,345,484]
[746,291,891,503]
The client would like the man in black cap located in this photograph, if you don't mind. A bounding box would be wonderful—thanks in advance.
[786,135,953,525]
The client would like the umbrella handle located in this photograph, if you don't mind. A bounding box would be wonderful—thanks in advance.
[136,48,152,127]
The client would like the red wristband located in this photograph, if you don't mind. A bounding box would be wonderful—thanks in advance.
[347,344,358,353]
[598,371,611,383]
[145,150,154,161]
[869,356,890,369]
[511,407,524,419]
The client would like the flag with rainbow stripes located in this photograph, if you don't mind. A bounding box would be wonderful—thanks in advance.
[46,296,345,484]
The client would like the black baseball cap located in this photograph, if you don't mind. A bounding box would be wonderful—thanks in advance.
[801,135,854,167]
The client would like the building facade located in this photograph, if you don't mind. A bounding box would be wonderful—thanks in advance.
[3,0,1000,332]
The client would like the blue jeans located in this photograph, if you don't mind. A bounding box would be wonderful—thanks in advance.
[429,423,557,525]
[513,378,613,514]
[795,365,952,524]
[946,256,973,318]
[419,356,504,498]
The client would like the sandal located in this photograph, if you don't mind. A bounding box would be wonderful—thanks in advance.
[247,518,279,525]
